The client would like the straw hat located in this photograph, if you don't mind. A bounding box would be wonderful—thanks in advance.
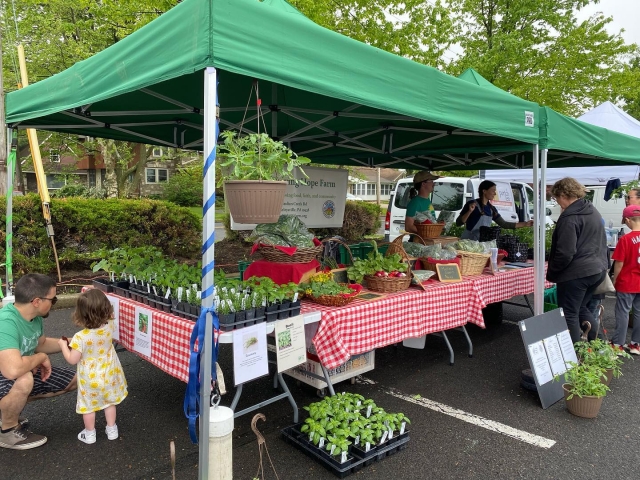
[413,171,441,183]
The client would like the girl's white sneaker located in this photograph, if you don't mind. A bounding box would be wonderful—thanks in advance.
[105,424,118,440]
[78,429,96,444]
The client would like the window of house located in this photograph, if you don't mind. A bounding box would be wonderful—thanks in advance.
[146,168,169,184]
[354,184,366,196]
[366,184,376,196]
[152,147,164,158]
[49,150,60,163]
[45,174,66,189]
[88,170,96,188]
[380,184,392,196]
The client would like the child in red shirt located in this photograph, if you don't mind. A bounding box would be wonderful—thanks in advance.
[611,205,640,354]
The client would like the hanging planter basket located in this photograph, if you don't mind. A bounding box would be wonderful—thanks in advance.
[225,180,287,224]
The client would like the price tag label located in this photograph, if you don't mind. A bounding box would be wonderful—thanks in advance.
[341,451,347,464]
[319,437,325,448]
[380,431,388,445]
[165,288,171,299]
[388,429,393,439]
[365,442,371,453]
[354,435,360,445]
[330,445,336,455]
[309,433,314,442]
[400,422,406,435]
[366,405,372,418]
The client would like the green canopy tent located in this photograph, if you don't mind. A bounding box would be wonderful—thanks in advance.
[5,1,544,473]
[4,0,637,471]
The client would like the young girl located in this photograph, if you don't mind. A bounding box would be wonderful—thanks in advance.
[59,289,128,444]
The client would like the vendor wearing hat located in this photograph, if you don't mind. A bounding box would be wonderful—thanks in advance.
[404,171,440,236]
[456,180,533,241]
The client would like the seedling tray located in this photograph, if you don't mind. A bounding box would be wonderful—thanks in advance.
[281,424,409,478]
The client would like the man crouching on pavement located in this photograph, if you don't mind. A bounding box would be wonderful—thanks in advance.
[0,273,77,449]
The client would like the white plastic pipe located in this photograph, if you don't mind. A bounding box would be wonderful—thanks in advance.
[208,406,234,480]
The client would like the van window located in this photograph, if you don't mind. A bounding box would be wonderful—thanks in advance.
[432,182,464,211]
[394,182,413,209]
[585,189,595,202]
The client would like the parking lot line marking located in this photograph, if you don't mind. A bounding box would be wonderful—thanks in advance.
[358,377,556,449]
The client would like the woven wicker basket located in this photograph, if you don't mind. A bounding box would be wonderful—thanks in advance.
[386,233,425,259]
[456,250,491,276]
[420,257,460,273]
[309,284,362,307]
[255,244,323,263]
[415,222,445,239]
[364,274,411,293]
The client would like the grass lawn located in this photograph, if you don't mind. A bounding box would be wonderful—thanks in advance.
[188,206,226,223]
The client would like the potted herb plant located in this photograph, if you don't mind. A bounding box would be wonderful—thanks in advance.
[560,362,609,418]
[216,130,311,224]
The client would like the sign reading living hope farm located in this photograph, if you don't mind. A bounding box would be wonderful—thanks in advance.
[231,166,348,230]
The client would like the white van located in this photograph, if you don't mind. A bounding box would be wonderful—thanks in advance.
[384,176,544,241]
[548,185,627,230]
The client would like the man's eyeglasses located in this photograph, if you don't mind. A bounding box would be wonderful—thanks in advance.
[36,296,58,305]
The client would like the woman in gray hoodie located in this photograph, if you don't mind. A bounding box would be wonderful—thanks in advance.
[547,178,608,343]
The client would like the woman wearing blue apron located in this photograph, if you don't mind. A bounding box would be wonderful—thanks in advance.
[456,180,533,240]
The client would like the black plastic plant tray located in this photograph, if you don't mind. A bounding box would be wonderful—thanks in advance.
[281,425,409,478]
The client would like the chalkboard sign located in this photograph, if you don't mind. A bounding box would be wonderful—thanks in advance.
[331,268,349,285]
[436,263,462,283]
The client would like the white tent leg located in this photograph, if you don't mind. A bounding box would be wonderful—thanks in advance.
[536,149,548,315]
[199,66,218,479]
[532,145,543,315]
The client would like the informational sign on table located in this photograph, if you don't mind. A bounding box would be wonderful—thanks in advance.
[519,308,578,409]
[233,322,269,385]
[107,295,120,342]
[274,315,307,373]
[231,166,348,229]
[133,306,153,357]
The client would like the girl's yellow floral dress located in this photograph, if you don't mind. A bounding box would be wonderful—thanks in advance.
[70,320,128,414]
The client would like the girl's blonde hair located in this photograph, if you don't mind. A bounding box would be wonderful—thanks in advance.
[73,289,113,329]
[550,177,587,200]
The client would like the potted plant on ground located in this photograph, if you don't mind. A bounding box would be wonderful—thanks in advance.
[559,362,609,418]
[216,130,311,224]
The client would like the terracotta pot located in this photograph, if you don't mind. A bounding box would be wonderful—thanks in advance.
[224,180,287,224]
[603,368,613,386]
[562,384,604,418]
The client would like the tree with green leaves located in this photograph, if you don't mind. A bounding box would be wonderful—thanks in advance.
[446,0,639,116]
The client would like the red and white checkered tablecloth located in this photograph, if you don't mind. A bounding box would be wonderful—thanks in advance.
[470,264,552,309]
[302,265,550,370]
[110,296,194,383]
[302,278,485,370]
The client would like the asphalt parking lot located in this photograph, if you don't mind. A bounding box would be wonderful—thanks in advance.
[2,295,639,480]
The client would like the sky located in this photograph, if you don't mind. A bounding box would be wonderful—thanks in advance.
[576,0,640,46]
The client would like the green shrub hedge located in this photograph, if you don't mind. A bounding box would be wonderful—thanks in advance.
[0,194,201,275]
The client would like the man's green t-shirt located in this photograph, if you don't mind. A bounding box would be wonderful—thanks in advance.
[0,304,43,356]
[406,196,435,218]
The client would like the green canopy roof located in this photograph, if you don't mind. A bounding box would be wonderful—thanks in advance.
[459,68,640,167]
[6,0,542,171]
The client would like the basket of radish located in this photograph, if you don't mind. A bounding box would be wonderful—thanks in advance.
[347,241,412,293]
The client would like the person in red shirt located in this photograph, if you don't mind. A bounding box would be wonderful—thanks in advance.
[611,205,640,354]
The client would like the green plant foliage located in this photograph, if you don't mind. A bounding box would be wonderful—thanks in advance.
[558,362,609,399]
[216,131,311,186]
[347,241,407,283]
[162,164,203,207]
[575,339,632,379]
[312,201,382,241]
[0,194,201,275]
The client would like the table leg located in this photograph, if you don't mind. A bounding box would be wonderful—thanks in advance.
[458,325,473,357]
[432,331,455,366]
[230,383,243,411]
[277,373,299,423]
[320,364,337,397]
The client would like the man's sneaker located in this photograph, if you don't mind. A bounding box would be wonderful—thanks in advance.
[611,343,626,356]
[0,426,47,450]
[78,429,96,445]
[627,343,640,355]
[105,424,119,440]
[0,416,28,428]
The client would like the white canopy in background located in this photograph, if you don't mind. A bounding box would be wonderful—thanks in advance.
[482,101,640,185]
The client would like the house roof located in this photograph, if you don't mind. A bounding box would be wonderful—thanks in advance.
[350,167,405,183]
